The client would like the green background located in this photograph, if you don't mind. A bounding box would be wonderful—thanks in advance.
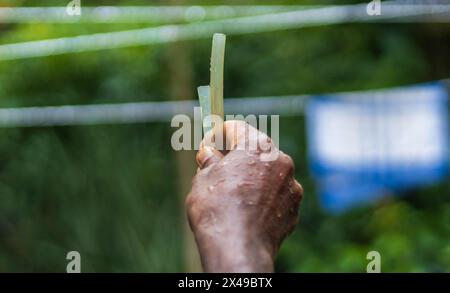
[0,0,449,272]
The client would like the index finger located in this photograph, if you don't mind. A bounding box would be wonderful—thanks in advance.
[200,120,274,155]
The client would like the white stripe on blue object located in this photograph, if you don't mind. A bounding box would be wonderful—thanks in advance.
[306,82,449,213]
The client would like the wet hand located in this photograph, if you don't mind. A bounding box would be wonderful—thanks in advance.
[186,120,303,272]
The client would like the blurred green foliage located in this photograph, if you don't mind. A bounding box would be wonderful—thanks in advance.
[0,0,449,272]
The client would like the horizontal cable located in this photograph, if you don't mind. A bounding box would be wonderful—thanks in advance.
[1,79,448,127]
[0,2,449,61]
[0,5,312,23]
[0,95,310,127]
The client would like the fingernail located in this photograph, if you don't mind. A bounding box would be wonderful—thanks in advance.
[197,146,215,166]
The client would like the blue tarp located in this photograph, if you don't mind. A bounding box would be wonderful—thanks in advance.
[306,82,449,213]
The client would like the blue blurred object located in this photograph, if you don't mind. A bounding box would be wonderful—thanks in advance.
[306,82,449,213]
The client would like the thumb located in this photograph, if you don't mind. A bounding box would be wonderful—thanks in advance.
[196,145,224,169]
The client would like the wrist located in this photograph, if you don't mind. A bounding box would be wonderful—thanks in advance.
[193,225,274,273]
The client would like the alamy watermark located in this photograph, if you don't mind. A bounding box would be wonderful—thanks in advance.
[366,250,381,273]
[171,107,280,161]
[367,0,381,16]
[66,251,81,273]
[66,0,81,16]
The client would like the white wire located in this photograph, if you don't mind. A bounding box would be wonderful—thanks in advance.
[0,80,447,127]
[0,2,449,61]
[0,5,312,23]
[0,95,310,127]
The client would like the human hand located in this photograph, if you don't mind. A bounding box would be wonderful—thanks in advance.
[186,120,303,272]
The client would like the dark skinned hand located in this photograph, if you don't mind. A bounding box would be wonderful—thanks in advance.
[186,120,303,273]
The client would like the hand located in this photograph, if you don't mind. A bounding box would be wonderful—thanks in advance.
[185,120,303,273]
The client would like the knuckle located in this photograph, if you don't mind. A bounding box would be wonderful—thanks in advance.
[225,119,246,128]
[287,179,303,206]
[185,194,202,228]
[293,181,304,203]
[185,193,197,211]
[224,120,244,135]
[278,153,295,173]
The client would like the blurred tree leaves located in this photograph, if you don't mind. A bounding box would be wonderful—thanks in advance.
[0,0,449,272]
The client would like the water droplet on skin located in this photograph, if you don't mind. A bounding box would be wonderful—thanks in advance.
[259,172,264,176]
[264,163,270,168]
[246,200,255,206]
[279,172,284,178]
[208,185,214,191]
[277,212,282,218]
